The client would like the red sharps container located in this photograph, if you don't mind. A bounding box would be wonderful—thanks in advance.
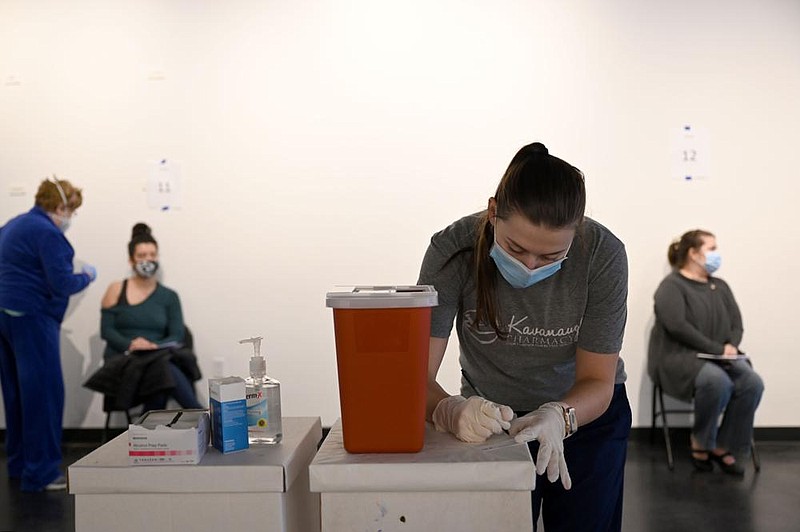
[326,286,438,453]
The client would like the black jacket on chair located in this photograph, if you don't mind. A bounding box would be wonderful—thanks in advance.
[85,349,175,410]
[84,326,202,411]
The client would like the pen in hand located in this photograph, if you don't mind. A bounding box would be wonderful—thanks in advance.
[461,369,511,435]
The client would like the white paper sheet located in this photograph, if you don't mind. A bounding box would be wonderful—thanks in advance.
[147,159,182,210]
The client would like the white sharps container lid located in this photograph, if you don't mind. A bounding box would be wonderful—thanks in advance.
[325,285,438,309]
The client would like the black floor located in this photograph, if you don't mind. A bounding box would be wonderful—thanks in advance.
[0,441,95,532]
[1,432,799,532]
[623,434,800,532]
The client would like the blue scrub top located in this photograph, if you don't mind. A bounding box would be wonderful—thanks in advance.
[0,206,90,322]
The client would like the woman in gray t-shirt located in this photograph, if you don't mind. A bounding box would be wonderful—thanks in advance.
[418,142,630,532]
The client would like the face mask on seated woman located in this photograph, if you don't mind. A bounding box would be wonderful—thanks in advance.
[703,251,721,274]
[134,260,159,278]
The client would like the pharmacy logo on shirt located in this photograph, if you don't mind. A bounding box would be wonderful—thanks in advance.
[463,310,580,347]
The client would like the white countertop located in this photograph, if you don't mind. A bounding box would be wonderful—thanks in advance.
[69,416,322,494]
[310,419,535,492]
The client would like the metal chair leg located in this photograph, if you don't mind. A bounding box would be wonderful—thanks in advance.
[751,436,761,472]
[656,384,675,470]
[653,381,760,473]
[102,409,132,444]
[650,383,657,443]
[103,412,112,443]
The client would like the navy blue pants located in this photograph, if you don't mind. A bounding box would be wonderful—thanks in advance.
[0,312,64,492]
[523,384,631,532]
[142,362,203,411]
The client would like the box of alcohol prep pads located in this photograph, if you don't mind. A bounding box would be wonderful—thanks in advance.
[128,409,210,465]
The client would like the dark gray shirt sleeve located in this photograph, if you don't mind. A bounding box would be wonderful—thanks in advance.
[653,278,725,354]
[578,242,628,354]
[417,219,475,338]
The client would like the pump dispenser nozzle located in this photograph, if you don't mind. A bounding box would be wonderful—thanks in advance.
[240,336,266,379]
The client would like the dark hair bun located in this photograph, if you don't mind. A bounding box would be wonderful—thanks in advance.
[127,223,157,258]
[526,142,549,155]
[132,223,152,239]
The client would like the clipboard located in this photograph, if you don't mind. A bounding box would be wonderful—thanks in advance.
[696,352,749,361]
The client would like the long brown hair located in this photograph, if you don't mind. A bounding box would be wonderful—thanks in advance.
[473,142,586,335]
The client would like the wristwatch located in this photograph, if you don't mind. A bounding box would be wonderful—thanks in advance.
[555,402,578,438]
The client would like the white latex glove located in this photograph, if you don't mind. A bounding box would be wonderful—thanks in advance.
[508,402,573,490]
[81,264,97,282]
[432,395,514,443]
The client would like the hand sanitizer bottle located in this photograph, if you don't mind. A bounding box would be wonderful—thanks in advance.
[240,336,282,444]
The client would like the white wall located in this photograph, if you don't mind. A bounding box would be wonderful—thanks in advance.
[1,0,798,428]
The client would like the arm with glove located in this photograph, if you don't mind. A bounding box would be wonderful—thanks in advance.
[509,348,620,491]
[433,394,514,443]
[426,337,514,443]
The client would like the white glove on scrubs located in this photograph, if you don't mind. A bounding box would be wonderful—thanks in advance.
[509,402,573,490]
[432,395,514,443]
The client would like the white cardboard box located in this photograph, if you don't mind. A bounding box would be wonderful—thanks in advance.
[310,419,536,532]
[208,376,249,454]
[128,409,210,465]
[70,417,322,532]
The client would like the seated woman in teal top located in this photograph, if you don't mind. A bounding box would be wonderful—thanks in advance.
[100,223,202,411]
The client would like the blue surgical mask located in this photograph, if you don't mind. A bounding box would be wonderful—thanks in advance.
[490,239,569,288]
[704,251,721,274]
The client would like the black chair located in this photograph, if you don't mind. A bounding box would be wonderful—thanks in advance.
[101,397,139,442]
[101,326,198,442]
[651,379,760,472]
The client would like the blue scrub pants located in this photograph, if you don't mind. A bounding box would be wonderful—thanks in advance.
[0,312,64,492]
[522,384,631,532]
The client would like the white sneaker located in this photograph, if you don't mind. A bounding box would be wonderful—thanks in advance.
[44,474,67,491]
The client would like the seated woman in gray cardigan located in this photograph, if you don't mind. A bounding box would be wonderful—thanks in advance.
[648,229,764,475]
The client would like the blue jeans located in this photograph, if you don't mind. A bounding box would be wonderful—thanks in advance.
[693,360,764,453]
[520,384,631,532]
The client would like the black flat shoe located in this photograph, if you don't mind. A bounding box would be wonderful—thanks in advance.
[691,449,713,472]
[709,451,745,476]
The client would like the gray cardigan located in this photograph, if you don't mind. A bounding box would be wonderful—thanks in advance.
[647,271,743,401]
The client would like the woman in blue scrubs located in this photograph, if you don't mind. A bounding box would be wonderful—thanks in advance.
[0,177,96,492]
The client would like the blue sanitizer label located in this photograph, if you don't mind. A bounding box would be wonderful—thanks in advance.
[246,388,269,431]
